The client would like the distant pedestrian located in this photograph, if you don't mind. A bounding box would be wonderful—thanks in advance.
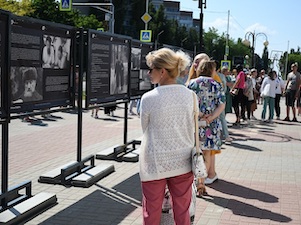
[275,73,285,120]
[217,65,232,143]
[260,70,277,122]
[231,64,247,124]
[244,71,255,120]
[91,105,99,119]
[128,100,136,115]
[283,62,301,122]
[224,67,234,114]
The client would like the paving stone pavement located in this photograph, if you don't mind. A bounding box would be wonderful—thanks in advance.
[1,98,301,225]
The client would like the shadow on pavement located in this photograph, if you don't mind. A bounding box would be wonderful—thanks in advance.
[208,179,278,203]
[258,129,301,142]
[95,117,119,122]
[230,142,262,152]
[38,174,142,225]
[203,195,291,223]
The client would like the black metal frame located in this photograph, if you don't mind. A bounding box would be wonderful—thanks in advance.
[1,9,10,211]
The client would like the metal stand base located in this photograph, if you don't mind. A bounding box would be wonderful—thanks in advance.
[0,193,57,225]
[96,139,141,162]
[38,155,114,187]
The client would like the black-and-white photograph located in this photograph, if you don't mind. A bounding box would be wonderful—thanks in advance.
[11,66,43,103]
[131,47,141,70]
[110,43,129,95]
[42,35,70,69]
[139,69,151,91]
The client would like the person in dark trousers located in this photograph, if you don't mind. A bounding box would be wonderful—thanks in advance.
[230,64,247,125]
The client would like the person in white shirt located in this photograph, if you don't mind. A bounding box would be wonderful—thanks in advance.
[275,73,285,120]
[260,70,277,122]
[140,47,195,225]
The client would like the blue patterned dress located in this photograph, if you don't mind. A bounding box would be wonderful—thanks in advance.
[188,76,225,150]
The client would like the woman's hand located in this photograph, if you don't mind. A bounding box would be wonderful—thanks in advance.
[203,114,213,124]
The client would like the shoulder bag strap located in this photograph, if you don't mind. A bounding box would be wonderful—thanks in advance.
[192,92,200,156]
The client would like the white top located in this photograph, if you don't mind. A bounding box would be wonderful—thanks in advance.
[275,76,285,94]
[261,77,277,98]
[139,85,196,182]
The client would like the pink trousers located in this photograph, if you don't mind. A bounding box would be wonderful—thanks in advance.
[141,172,193,225]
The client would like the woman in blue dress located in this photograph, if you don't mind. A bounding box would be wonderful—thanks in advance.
[187,60,225,193]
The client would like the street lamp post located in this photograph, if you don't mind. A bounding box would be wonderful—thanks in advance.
[193,0,206,52]
[242,31,269,68]
[181,37,188,48]
[155,30,164,50]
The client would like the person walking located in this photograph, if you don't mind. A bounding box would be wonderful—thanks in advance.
[139,47,195,225]
[283,63,301,122]
[260,70,277,122]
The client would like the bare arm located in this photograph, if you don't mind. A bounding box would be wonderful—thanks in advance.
[231,76,240,90]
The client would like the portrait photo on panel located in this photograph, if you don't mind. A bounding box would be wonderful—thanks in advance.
[139,69,151,91]
[110,44,128,95]
[42,35,71,69]
[131,47,141,70]
[11,66,43,103]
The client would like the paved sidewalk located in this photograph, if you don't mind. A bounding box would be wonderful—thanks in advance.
[1,98,301,225]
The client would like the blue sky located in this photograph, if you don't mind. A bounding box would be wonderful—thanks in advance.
[178,0,298,60]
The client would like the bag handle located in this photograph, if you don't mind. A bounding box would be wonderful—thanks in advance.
[192,92,200,156]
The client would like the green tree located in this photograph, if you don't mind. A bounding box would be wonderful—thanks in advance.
[26,0,102,29]
[148,4,170,45]
[0,0,33,16]
[74,13,103,30]
[262,46,269,71]
[279,51,301,78]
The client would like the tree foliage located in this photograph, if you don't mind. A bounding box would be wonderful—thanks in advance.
[279,51,301,78]
[6,0,301,73]
[0,0,33,16]
[25,0,102,29]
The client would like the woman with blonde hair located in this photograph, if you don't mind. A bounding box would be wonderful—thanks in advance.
[140,47,197,225]
[186,53,210,86]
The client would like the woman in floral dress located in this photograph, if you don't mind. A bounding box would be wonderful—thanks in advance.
[187,60,225,192]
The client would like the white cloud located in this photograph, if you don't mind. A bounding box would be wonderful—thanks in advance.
[245,23,277,36]
[204,17,240,35]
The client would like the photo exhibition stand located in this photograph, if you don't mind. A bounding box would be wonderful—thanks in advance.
[95,99,142,163]
[38,29,115,188]
[0,11,153,223]
[0,11,56,225]
[0,15,113,224]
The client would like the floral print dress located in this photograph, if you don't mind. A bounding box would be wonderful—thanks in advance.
[188,76,225,150]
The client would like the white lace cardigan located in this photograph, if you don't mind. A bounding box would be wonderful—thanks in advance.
[139,84,196,182]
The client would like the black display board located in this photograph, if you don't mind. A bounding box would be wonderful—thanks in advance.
[0,10,9,118]
[10,15,74,113]
[130,40,154,97]
[85,30,131,108]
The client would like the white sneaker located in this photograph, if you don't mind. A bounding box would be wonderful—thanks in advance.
[225,137,233,143]
[204,175,218,185]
